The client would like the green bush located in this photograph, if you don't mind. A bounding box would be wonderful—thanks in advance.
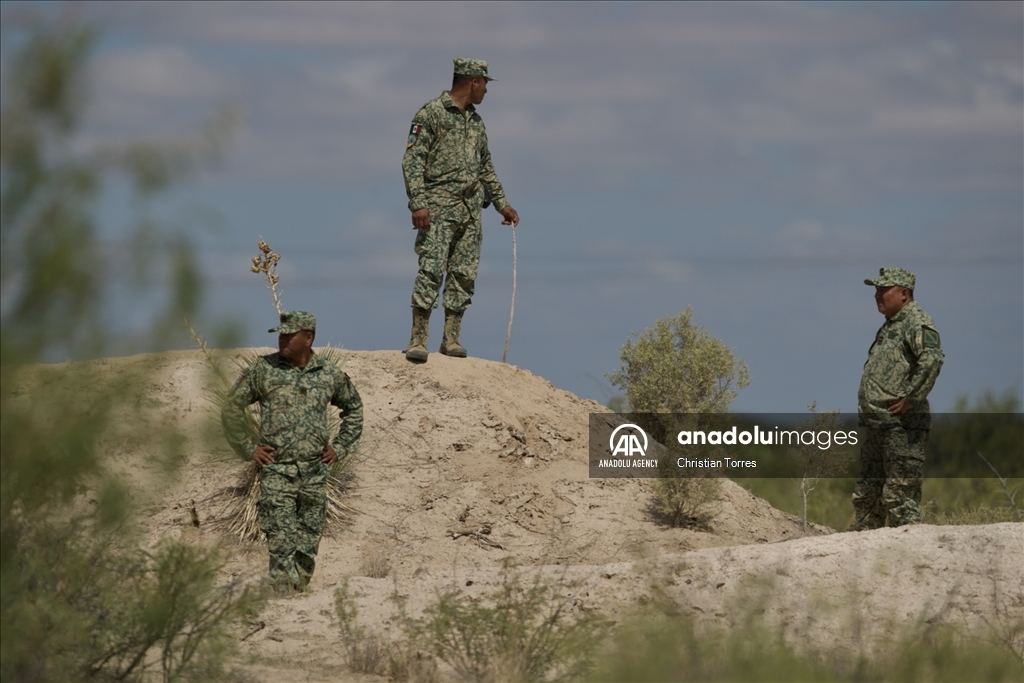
[606,308,749,415]
[607,309,749,527]
[648,471,721,529]
[334,580,390,676]
[591,608,1023,682]
[396,562,608,682]
[1,14,253,682]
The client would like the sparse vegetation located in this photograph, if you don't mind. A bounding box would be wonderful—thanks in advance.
[335,580,390,676]
[360,543,392,578]
[408,563,607,682]
[649,471,721,529]
[1,14,255,682]
[608,309,749,528]
[796,401,855,530]
[403,561,606,683]
[336,563,608,682]
[606,308,750,415]
[591,607,1023,682]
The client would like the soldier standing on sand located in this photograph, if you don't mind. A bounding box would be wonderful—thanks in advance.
[402,57,519,363]
[222,311,363,594]
[854,268,943,530]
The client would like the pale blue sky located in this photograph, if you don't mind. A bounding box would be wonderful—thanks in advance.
[6,1,1021,412]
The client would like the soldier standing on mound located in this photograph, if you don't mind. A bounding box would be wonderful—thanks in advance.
[854,268,943,530]
[402,57,519,363]
[222,311,363,593]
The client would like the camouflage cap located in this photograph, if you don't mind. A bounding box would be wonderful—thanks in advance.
[864,267,916,290]
[453,57,496,81]
[269,311,316,334]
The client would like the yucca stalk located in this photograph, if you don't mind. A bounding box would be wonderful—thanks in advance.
[251,238,283,316]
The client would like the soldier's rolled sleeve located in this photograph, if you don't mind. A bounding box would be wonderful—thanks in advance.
[222,365,260,460]
[402,113,433,212]
[906,325,944,407]
[330,375,363,457]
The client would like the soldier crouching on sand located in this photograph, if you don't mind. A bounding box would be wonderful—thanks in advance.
[222,311,363,594]
[854,268,943,530]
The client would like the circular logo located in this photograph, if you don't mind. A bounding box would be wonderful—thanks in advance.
[609,423,648,457]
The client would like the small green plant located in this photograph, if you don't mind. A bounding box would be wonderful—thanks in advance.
[335,580,390,676]
[796,401,854,531]
[1,14,253,682]
[399,562,607,682]
[650,471,721,529]
[87,540,261,682]
[591,607,1024,682]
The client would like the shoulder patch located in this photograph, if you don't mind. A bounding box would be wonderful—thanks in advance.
[406,123,421,148]
[922,326,940,349]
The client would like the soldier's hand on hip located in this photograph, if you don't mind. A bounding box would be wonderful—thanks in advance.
[321,444,339,465]
[412,208,431,230]
[252,445,276,467]
[500,206,519,226]
[888,397,910,415]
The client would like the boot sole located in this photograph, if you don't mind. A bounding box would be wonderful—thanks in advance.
[439,346,467,358]
[405,349,428,363]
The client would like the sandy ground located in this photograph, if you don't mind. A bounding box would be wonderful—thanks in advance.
[23,349,1024,681]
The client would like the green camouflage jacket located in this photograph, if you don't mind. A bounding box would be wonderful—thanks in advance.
[402,91,508,222]
[858,301,944,429]
[222,352,363,463]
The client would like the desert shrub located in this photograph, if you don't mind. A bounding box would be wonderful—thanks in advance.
[592,611,832,683]
[79,539,258,682]
[394,562,607,683]
[923,499,1021,525]
[649,473,721,529]
[1,14,252,682]
[606,308,749,415]
[335,580,390,676]
[607,309,748,527]
[591,608,1023,682]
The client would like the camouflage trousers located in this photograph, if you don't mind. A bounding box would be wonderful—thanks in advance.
[258,460,328,592]
[852,427,927,530]
[411,212,482,312]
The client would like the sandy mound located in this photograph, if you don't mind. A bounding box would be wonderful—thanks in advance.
[25,349,1024,681]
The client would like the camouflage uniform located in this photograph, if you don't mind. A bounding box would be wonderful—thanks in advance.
[854,269,943,529]
[222,312,362,592]
[402,59,509,313]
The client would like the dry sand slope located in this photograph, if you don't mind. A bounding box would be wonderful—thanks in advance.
[56,349,1024,679]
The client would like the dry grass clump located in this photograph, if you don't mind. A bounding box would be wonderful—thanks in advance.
[591,600,1024,682]
[360,543,392,579]
[335,579,392,676]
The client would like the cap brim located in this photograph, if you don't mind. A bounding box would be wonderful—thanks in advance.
[864,279,878,286]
